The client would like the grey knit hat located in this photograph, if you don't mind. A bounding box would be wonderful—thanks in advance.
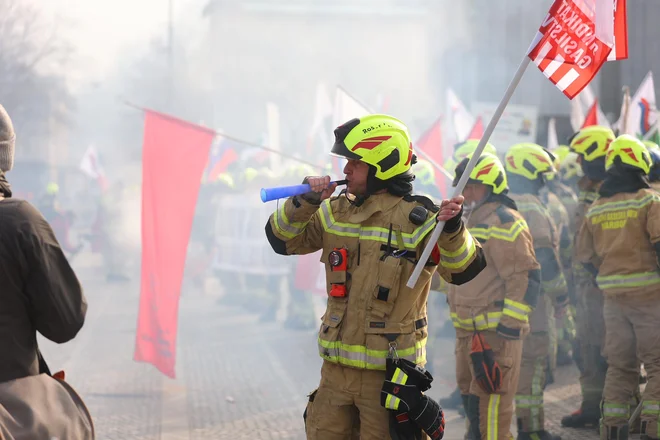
[0,104,15,172]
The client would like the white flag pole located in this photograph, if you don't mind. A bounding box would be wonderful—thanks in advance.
[407,56,531,288]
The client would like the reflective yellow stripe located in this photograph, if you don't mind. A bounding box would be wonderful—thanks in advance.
[502,298,531,323]
[586,193,660,218]
[487,394,500,440]
[542,272,567,293]
[470,219,527,243]
[451,312,502,331]
[596,271,660,291]
[579,190,598,204]
[385,394,400,410]
[440,232,477,269]
[515,395,544,408]
[516,202,550,217]
[384,368,409,410]
[273,203,309,238]
[318,336,427,370]
[392,368,409,385]
[603,402,630,418]
[318,200,436,249]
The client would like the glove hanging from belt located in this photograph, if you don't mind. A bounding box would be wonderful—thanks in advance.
[380,357,445,440]
[470,330,502,394]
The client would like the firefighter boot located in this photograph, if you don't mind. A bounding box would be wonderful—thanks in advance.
[561,406,601,428]
[517,430,562,440]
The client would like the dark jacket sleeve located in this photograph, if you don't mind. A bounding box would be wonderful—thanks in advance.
[19,201,87,343]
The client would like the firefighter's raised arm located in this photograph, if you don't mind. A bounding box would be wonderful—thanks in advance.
[265,175,336,256]
[433,196,487,285]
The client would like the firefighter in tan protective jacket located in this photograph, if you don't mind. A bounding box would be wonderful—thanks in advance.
[561,125,614,428]
[448,153,541,440]
[577,135,660,440]
[504,144,567,440]
[546,148,579,367]
[265,115,487,440]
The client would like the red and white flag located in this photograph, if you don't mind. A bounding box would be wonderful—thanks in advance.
[607,0,628,61]
[79,144,108,191]
[528,0,627,99]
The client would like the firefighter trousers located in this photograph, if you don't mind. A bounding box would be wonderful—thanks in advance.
[304,361,429,440]
[456,332,523,440]
[515,332,550,433]
[575,285,607,413]
[601,297,660,439]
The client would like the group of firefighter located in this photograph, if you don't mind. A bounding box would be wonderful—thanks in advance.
[421,126,660,440]
[204,119,660,440]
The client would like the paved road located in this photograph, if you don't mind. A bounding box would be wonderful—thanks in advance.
[37,260,606,440]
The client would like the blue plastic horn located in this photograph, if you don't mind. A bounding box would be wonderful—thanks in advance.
[260,180,347,203]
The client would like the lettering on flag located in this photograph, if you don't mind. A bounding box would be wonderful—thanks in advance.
[528,0,615,99]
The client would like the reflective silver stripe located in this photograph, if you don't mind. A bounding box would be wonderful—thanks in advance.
[274,203,307,237]
[587,193,660,217]
[603,407,629,416]
[517,202,549,216]
[319,200,436,249]
[319,202,360,236]
[391,368,408,385]
[502,299,530,322]
[318,345,387,368]
[514,397,544,407]
[644,403,660,411]
[440,233,476,268]
[542,275,566,291]
[318,340,426,370]
[597,271,660,290]
[451,312,501,331]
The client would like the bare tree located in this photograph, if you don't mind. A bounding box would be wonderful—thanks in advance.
[0,0,74,156]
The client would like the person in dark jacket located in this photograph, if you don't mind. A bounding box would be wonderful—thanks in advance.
[0,104,87,383]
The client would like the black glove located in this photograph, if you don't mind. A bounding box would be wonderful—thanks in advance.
[381,358,444,439]
[381,383,445,440]
[443,205,463,233]
[381,380,423,412]
[299,176,322,205]
[408,396,445,440]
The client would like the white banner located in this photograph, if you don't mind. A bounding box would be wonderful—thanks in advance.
[213,195,290,275]
[471,102,539,152]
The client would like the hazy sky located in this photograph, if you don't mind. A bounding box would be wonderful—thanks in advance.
[34,0,203,84]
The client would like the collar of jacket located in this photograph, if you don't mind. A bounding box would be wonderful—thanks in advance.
[341,192,402,223]
[599,172,651,197]
[465,201,500,228]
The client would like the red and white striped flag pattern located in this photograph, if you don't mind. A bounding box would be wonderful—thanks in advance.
[528,0,625,99]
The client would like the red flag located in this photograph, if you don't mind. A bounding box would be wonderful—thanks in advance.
[415,118,448,197]
[134,110,215,378]
[582,98,600,127]
[608,0,628,61]
[528,0,618,99]
[466,116,484,141]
